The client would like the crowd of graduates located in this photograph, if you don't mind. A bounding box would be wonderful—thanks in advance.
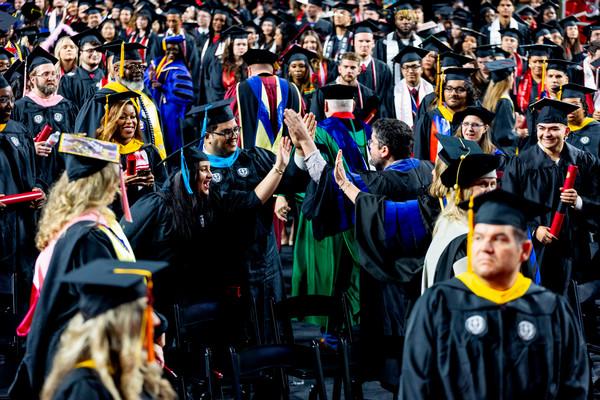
[2,0,600,398]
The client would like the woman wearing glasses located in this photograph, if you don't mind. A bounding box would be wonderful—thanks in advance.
[453,106,497,155]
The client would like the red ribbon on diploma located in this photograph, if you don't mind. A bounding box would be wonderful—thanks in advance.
[0,191,44,205]
[549,164,578,237]
[34,124,53,142]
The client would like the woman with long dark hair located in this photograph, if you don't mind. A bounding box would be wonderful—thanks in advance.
[282,44,316,111]
[300,29,336,88]
[128,9,156,62]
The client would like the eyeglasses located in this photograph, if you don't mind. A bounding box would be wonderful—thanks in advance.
[81,48,100,54]
[33,71,57,79]
[444,86,467,94]
[462,122,484,129]
[402,64,421,71]
[124,63,147,72]
[209,126,241,138]
[0,95,14,103]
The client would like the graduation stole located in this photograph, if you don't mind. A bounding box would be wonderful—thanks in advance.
[5,41,22,60]
[119,138,144,154]
[456,271,532,305]
[429,105,454,162]
[104,82,166,159]
[320,117,370,172]
[155,56,172,80]
[568,117,596,132]
[96,218,136,262]
[246,75,289,151]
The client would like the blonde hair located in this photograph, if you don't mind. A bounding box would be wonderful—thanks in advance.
[35,164,120,250]
[41,298,176,400]
[455,125,496,154]
[54,36,78,71]
[95,100,142,144]
[432,186,473,236]
[429,158,449,199]
[482,78,512,112]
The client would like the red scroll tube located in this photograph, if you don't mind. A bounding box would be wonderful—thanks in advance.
[126,153,137,175]
[0,191,44,205]
[549,165,578,237]
[34,124,53,142]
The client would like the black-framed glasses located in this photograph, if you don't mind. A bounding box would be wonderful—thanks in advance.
[444,86,467,94]
[124,63,147,72]
[209,126,241,138]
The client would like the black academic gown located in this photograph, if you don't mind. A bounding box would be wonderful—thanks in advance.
[11,222,119,398]
[13,96,78,186]
[58,66,104,110]
[399,278,589,399]
[310,82,380,122]
[357,58,393,120]
[301,158,438,388]
[490,97,518,153]
[299,17,333,37]
[502,143,600,294]
[235,74,302,149]
[208,147,309,339]
[51,368,112,400]
[566,120,600,157]
[0,120,43,318]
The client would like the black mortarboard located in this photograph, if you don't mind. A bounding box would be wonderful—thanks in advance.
[444,66,477,81]
[0,11,16,33]
[349,20,380,35]
[331,1,358,13]
[585,20,600,37]
[440,152,499,189]
[158,138,209,168]
[320,84,356,100]
[492,0,517,6]
[99,40,145,62]
[560,83,596,101]
[61,259,168,319]
[261,12,285,25]
[212,5,236,20]
[485,59,515,82]
[15,27,50,43]
[281,44,318,64]
[162,1,187,15]
[3,59,22,81]
[25,46,58,73]
[475,44,510,58]
[460,27,486,39]
[459,189,548,231]
[453,106,495,126]
[94,90,140,105]
[21,2,44,21]
[519,43,553,57]
[0,46,13,60]
[186,98,235,127]
[529,98,580,125]
[546,58,575,73]
[58,134,121,181]
[221,25,249,40]
[242,48,277,65]
[559,15,579,29]
[415,20,438,37]
[363,3,381,12]
[243,20,260,32]
[536,0,558,13]
[516,5,538,17]
[436,133,482,165]
[499,27,521,41]
[440,51,474,68]
[119,3,134,12]
[83,5,102,15]
[392,45,429,65]
[71,29,104,47]
[420,35,450,54]
[0,74,9,88]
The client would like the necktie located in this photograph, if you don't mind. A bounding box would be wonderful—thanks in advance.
[361,64,367,74]
[410,88,419,121]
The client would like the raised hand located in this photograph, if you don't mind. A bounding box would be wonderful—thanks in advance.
[334,150,347,189]
[302,112,317,140]
[276,136,292,170]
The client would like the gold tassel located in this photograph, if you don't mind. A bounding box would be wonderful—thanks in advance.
[539,59,546,100]
[436,56,441,107]
[119,41,125,78]
[104,95,109,130]
[467,194,475,272]
[438,73,444,108]
[557,84,563,100]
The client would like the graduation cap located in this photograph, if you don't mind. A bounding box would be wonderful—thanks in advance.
[516,5,538,18]
[546,58,575,73]
[453,106,495,126]
[221,25,249,40]
[475,44,510,58]
[519,43,553,57]
[83,5,103,15]
[186,98,235,129]
[331,2,358,13]
[0,74,9,87]
[94,90,141,130]
[443,66,477,81]
[3,59,22,81]
[459,189,548,231]
[416,20,439,37]
[159,138,208,168]
[536,0,559,13]
[71,29,104,47]
[436,133,482,165]
[243,20,260,32]
[0,46,13,60]
[261,11,293,25]
[559,15,579,29]
[24,46,58,73]
[499,27,521,41]
[440,51,474,68]
[485,59,515,82]
[420,35,450,54]
[281,44,318,65]
[61,258,168,362]
[0,11,16,34]
[162,1,187,15]
[242,48,277,66]
[363,3,381,13]
[211,5,236,20]
[321,84,356,100]
[58,134,121,181]
[529,98,580,125]
[392,45,429,65]
[349,19,381,35]
[15,27,50,43]
[98,40,145,62]
[559,83,596,101]
[21,2,44,21]
[460,27,486,40]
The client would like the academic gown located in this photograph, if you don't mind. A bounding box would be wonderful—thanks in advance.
[399,278,589,399]
[233,73,302,152]
[322,31,353,63]
[567,119,600,157]
[0,120,43,318]
[51,367,113,400]
[357,58,393,120]
[74,82,166,159]
[299,17,333,37]
[207,147,310,339]
[303,158,437,388]
[309,82,380,122]
[58,66,105,110]
[11,222,128,398]
[413,104,454,162]
[490,97,518,153]
[13,96,78,186]
[502,143,600,294]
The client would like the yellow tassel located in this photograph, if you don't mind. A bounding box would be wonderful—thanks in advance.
[119,41,125,78]
[539,60,546,100]
[557,84,562,101]
[438,73,444,108]
[104,95,109,130]
[467,194,475,272]
[436,56,441,107]
[453,152,468,204]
